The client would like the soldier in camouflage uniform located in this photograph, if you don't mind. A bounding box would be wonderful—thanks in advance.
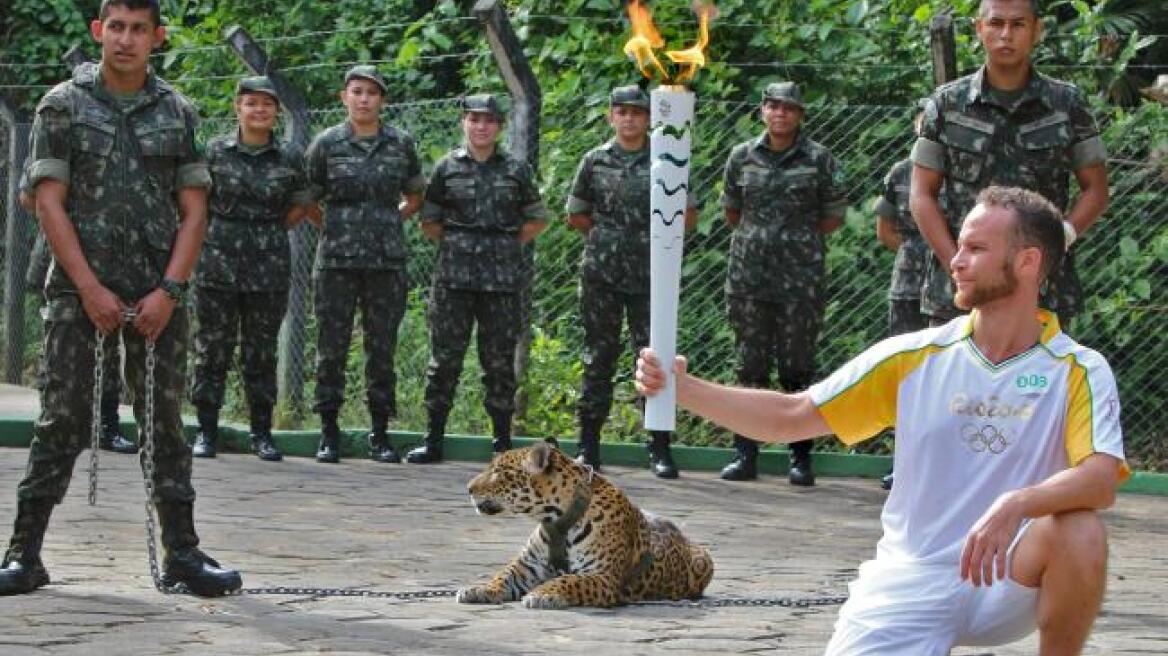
[406,94,548,464]
[189,77,310,462]
[23,169,137,456]
[566,85,697,479]
[304,65,425,464]
[911,0,1109,327]
[719,82,847,487]
[871,100,933,492]
[0,0,240,597]
[875,101,932,338]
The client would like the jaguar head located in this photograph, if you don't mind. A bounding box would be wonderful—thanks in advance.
[466,439,586,520]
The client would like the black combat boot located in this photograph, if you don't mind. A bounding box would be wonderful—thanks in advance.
[788,439,816,487]
[0,499,53,596]
[574,416,603,471]
[368,410,400,463]
[720,435,759,481]
[881,468,894,491]
[249,404,282,462]
[99,393,138,454]
[406,412,445,464]
[646,430,679,479]
[191,405,219,458]
[156,501,242,597]
[489,409,513,453]
[316,410,340,463]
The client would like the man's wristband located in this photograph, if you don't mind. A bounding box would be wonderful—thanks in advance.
[1062,220,1078,250]
[158,278,188,302]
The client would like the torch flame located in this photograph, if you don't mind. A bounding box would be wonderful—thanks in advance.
[623,0,668,81]
[623,0,716,85]
[665,2,715,83]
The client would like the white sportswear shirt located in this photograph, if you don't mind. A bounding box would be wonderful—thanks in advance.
[808,310,1128,566]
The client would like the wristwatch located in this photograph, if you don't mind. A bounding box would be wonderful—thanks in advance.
[158,278,189,302]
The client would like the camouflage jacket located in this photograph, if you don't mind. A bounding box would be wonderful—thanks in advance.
[720,132,848,304]
[304,121,425,270]
[422,146,546,292]
[912,66,1105,317]
[873,158,929,302]
[197,134,310,291]
[566,140,696,294]
[25,62,210,302]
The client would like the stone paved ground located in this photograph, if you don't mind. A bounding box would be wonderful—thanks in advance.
[0,445,1165,656]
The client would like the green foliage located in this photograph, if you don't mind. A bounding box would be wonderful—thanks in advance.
[4,0,1164,468]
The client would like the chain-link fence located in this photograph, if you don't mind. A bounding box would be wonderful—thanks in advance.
[2,91,1164,469]
[192,97,1168,468]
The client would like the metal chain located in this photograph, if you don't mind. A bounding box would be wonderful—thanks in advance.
[238,586,846,608]
[242,587,458,600]
[88,329,106,506]
[139,339,168,593]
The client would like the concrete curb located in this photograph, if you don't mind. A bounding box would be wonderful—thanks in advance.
[1,415,1163,495]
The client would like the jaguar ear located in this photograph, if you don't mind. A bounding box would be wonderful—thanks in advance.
[525,440,554,475]
[543,437,560,450]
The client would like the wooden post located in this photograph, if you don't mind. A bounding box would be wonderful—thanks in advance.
[224,25,314,411]
[0,97,31,383]
[930,10,958,86]
[474,0,542,420]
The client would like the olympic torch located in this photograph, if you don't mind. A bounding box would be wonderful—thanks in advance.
[624,0,715,431]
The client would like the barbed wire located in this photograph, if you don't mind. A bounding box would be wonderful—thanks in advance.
[248,16,477,44]
[520,15,1168,40]
[279,53,482,72]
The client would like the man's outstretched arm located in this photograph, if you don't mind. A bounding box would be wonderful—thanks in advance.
[636,348,831,444]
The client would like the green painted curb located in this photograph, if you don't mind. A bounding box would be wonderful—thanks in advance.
[1,416,1164,496]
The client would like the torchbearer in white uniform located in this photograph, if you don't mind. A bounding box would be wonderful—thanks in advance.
[637,186,1128,655]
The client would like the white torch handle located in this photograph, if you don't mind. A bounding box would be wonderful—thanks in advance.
[645,87,694,431]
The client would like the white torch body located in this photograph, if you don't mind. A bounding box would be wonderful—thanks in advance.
[645,85,694,431]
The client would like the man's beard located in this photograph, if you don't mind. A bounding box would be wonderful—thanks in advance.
[954,261,1018,310]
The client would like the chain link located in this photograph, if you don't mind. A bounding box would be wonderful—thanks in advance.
[139,339,168,593]
[242,587,459,600]
[238,586,846,608]
[88,329,106,507]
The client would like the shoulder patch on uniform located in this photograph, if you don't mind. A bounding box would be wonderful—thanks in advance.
[35,83,75,114]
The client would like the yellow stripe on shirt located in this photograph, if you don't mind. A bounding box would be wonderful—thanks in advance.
[1063,354,1132,482]
[816,345,947,445]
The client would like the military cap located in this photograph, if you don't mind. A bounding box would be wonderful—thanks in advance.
[610,85,650,110]
[761,81,804,109]
[462,93,504,120]
[344,65,388,94]
[235,76,279,103]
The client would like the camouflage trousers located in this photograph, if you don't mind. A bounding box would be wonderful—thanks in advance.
[424,285,521,418]
[313,268,407,416]
[191,287,288,410]
[33,311,122,403]
[888,298,928,337]
[727,294,820,456]
[18,295,194,504]
[727,295,821,390]
[576,279,649,424]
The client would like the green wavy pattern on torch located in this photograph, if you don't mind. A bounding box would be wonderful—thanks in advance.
[654,121,692,138]
[657,153,690,166]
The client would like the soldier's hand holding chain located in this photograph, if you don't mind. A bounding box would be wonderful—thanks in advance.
[79,282,129,336]
[133,288,176,343]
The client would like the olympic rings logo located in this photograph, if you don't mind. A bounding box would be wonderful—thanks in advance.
[960,423,1012,455]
